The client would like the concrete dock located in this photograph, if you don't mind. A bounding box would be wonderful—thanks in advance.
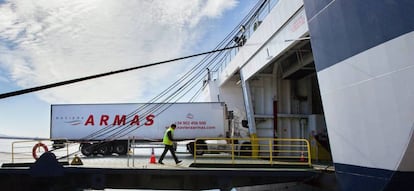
[0,142,335,190]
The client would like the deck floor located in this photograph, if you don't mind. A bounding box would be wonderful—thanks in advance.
[0,144,334,190]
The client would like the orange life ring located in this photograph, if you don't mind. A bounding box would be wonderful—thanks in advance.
[32,142,48,159]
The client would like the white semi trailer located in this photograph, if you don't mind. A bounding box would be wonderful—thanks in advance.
[50,102,249,156]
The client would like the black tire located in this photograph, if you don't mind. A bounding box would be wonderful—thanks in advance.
[196,140,207,155]
[188,141,206,156]
[97,143,112,156]
[114,142,128,155]
[239,142,252,156]
[80,143,94,157]
[187,142,195,155]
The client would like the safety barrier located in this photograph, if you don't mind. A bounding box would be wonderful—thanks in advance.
[11,140,70,164]
[193,138,311,167]
[126,137,165,167]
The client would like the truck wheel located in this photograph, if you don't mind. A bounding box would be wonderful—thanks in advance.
[196,140,207,155]
[114,142,128,155]
[80,143,94,157]
[187,142,195,155]
[188,141,205,156]
[97,143,112,156]
[239,142,252,156]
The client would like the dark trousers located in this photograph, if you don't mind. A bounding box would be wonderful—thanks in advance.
[159,144,179,163]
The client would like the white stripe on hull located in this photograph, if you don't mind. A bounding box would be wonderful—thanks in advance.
[317,32,414,171]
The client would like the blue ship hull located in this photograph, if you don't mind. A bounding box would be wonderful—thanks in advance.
[303,0,414,190]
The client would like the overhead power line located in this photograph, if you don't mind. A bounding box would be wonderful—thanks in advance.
[0,45,240,99]
[79,0,269,140]
[55,0,268,158]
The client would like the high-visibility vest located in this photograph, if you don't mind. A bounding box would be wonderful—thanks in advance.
[163,127,174,145]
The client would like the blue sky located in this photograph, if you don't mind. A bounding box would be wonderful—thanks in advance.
[0,0,256,138]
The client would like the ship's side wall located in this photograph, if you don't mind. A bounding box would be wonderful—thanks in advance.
[304,0,414,72]
[303,0,414,190]
[317,32,414,171]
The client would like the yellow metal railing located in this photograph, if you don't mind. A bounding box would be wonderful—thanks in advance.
[11,140,70,164]
[193,138,312,167]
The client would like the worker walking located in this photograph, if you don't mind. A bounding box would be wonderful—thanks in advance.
[158,124,182,165]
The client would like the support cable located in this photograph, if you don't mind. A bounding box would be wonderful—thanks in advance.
[55,0,270,158]
[0,46,240,100]
[80,0,268,141]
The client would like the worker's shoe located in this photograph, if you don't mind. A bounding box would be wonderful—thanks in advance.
[158,161,164,165]
[176,160,182,164]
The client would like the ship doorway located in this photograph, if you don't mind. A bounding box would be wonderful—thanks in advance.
[275,41,332,164]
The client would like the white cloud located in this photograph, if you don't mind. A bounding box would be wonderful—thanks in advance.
[202,0,238,18]
[0,0,237,103]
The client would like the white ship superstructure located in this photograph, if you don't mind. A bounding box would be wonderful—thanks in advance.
[200,0,414,190]
[200,0,329,166]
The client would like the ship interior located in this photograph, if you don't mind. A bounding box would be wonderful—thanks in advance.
[241,36,333,164]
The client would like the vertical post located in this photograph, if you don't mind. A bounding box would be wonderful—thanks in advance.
[231,138,235,164]
[66,142,69,163]
[273,100,278,160]
[11,142,14,163]
[306,139,312,167]
[240,70,258,157]
[127,138,130,167]
[132,136,135,167]
[269,139,273,165]
[273,101,278,138]
[194,139,197,164]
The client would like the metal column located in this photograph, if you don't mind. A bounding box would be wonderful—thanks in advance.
[240,71,256,135]
[240,71,259,157]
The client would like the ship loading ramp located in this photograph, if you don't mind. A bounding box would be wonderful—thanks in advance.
[0,139,336,191]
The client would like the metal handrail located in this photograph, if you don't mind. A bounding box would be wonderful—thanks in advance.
[194,137,311,167]
[11,139,70,164]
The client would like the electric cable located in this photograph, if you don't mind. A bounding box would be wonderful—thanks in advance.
[0,46,239,100]
[80,0,269,141]
[56,0,272,158]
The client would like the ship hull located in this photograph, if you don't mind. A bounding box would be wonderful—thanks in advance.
[303,0,414,190]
